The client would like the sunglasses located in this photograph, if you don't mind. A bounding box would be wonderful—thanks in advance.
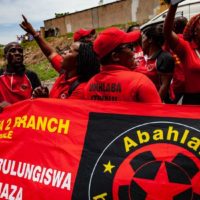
[8,47,23,54]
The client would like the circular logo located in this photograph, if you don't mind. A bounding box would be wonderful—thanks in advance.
[89,122,200,200]
[60,93,68,99]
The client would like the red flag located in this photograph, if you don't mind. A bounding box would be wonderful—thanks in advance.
[0,99,199,200]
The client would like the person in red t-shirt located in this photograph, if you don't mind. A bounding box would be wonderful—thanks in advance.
[0,42,41,104]
[84,27,161,103]
[134,25,175,102]
[20,15,100,99]
[164,2,200,105]
[126,24,146,68]
[164,16,188,103]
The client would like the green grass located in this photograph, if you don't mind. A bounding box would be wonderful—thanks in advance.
[0,21,139,81]
[20,40,39,50]
[27,60,58,81]
[0,47,4,59]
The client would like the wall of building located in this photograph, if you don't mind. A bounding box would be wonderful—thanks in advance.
[97,0,132,28]
[43,0,166,36]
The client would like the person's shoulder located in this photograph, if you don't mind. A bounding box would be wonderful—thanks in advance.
[159,49,171,57]
[158,50,174,61]
[25,69,38,76]
[125,70,148,80]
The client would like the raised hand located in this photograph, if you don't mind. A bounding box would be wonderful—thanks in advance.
[32,86,49,99]
[20,15,36,36]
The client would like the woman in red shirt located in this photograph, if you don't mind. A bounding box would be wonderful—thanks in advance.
[20,15,100,99]
[164,2,200,105]
[134,25,174,102]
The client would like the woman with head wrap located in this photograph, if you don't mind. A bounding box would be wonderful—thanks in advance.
[164,2,200,105]
[20,15,100,99]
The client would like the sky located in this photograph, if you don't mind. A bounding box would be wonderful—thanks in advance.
[0,0,116,45]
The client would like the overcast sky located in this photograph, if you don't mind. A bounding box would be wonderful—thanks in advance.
[0,0,116,45]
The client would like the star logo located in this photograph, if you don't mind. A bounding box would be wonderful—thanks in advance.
[132,161,191,200]
[103,161,115,174]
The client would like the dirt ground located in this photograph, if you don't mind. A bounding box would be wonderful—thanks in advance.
[0,35,72,67]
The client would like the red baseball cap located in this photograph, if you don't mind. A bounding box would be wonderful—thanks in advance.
[73,28,96,42]
[93,27,141,59]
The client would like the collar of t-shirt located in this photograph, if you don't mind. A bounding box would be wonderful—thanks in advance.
[101,65,131,72]
[59,74,79,85]
[4,64,25,75]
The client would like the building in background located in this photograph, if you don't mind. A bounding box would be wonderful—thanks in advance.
[43,0,168,37]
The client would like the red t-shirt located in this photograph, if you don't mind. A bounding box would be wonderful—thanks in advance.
[0,73,32,104]
[133,45,145,67]
[163,34,185,99]
[134,50,174,91]
[84,65,161,103]
[174,38,200,93]
[50,75,85,99]
[49,54,85,99]
[50,54,63,73]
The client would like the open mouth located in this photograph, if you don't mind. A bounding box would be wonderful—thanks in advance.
[14,56,23,63]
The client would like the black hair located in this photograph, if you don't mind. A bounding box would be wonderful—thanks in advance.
[4,42,21,56]
[142,24,165,47]
[127,24,140,33]
[174,16,188,34]
[77,43,100,81]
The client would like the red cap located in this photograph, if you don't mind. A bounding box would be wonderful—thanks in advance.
[93,27,141,59]
[73,28,96,42]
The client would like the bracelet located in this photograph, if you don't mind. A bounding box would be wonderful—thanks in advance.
[33,32,40,38]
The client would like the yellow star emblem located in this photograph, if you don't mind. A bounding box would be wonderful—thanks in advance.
[103,161,115,174]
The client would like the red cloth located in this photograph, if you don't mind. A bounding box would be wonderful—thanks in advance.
[50,75,85,99]
[134,59,160,90]
[174,38,200,93]
[170,53,185,99]
[50,54,63,73]
[94,27,141,58]
[84,65,161,103]
[73,28,95,42]
[163,34,185,100]
[134,50,174,93]
[49,54,85,99]
[0,73,32,104]
[133,45,146,67]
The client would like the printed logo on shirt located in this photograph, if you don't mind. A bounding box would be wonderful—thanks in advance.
[20,84,28,91]
[60,93,68,99]
[146,60,156,71]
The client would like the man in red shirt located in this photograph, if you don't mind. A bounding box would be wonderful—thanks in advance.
[84,27,161,103]
[0,42,41,104]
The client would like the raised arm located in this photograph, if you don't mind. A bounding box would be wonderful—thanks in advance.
[20,15,57,59]
[163,4,179,50]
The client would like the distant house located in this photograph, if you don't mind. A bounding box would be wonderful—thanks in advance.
[42,0,167,37]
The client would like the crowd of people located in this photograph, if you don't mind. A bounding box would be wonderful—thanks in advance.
[0,1,200,111]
